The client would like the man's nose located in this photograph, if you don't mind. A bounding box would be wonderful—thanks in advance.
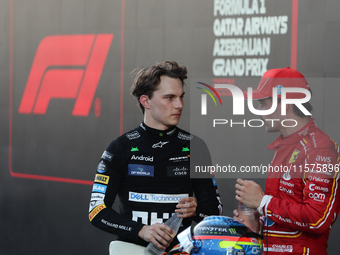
[174,98,183,109]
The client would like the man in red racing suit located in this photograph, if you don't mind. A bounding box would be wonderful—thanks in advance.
[259,118,340,254]
[234,67,340,254]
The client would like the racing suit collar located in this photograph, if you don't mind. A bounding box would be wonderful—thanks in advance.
[139,122,178,138]
[267,118,316,150]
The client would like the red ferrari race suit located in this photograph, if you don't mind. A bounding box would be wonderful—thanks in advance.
[258,118,340,254]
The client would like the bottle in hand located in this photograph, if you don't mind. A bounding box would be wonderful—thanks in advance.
[238,201,257,232]
[144,213,183,255]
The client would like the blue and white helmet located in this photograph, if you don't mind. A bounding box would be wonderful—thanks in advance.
[176,216,262,255]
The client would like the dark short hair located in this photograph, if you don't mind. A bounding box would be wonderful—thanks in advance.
[130,61,188,114]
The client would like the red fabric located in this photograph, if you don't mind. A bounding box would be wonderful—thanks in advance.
[262,119,340,254]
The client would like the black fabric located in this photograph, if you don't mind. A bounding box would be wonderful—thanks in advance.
[89,123,222,247]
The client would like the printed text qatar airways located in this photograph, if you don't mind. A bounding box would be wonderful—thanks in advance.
[195,163,340,175]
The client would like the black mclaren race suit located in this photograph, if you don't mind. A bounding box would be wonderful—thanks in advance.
[89,123,222,248]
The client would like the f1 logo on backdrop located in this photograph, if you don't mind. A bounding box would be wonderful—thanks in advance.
[18,34,113,116]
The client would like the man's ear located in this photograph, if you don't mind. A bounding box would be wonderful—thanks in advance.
[285,103,293,115]
[140,95,151,109]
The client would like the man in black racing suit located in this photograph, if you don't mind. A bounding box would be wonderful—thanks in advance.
[88,61,222,251]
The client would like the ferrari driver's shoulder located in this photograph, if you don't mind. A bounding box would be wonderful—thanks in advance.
[307,127,338,150]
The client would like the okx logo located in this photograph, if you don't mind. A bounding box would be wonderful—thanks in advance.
[18,34,113,116]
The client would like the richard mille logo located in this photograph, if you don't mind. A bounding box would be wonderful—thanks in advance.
[152,141,169,148]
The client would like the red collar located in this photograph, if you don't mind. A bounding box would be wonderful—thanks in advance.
[267,118,316,150]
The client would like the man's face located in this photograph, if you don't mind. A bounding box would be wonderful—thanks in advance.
[258,98,282,133]
[144,75,184,130]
